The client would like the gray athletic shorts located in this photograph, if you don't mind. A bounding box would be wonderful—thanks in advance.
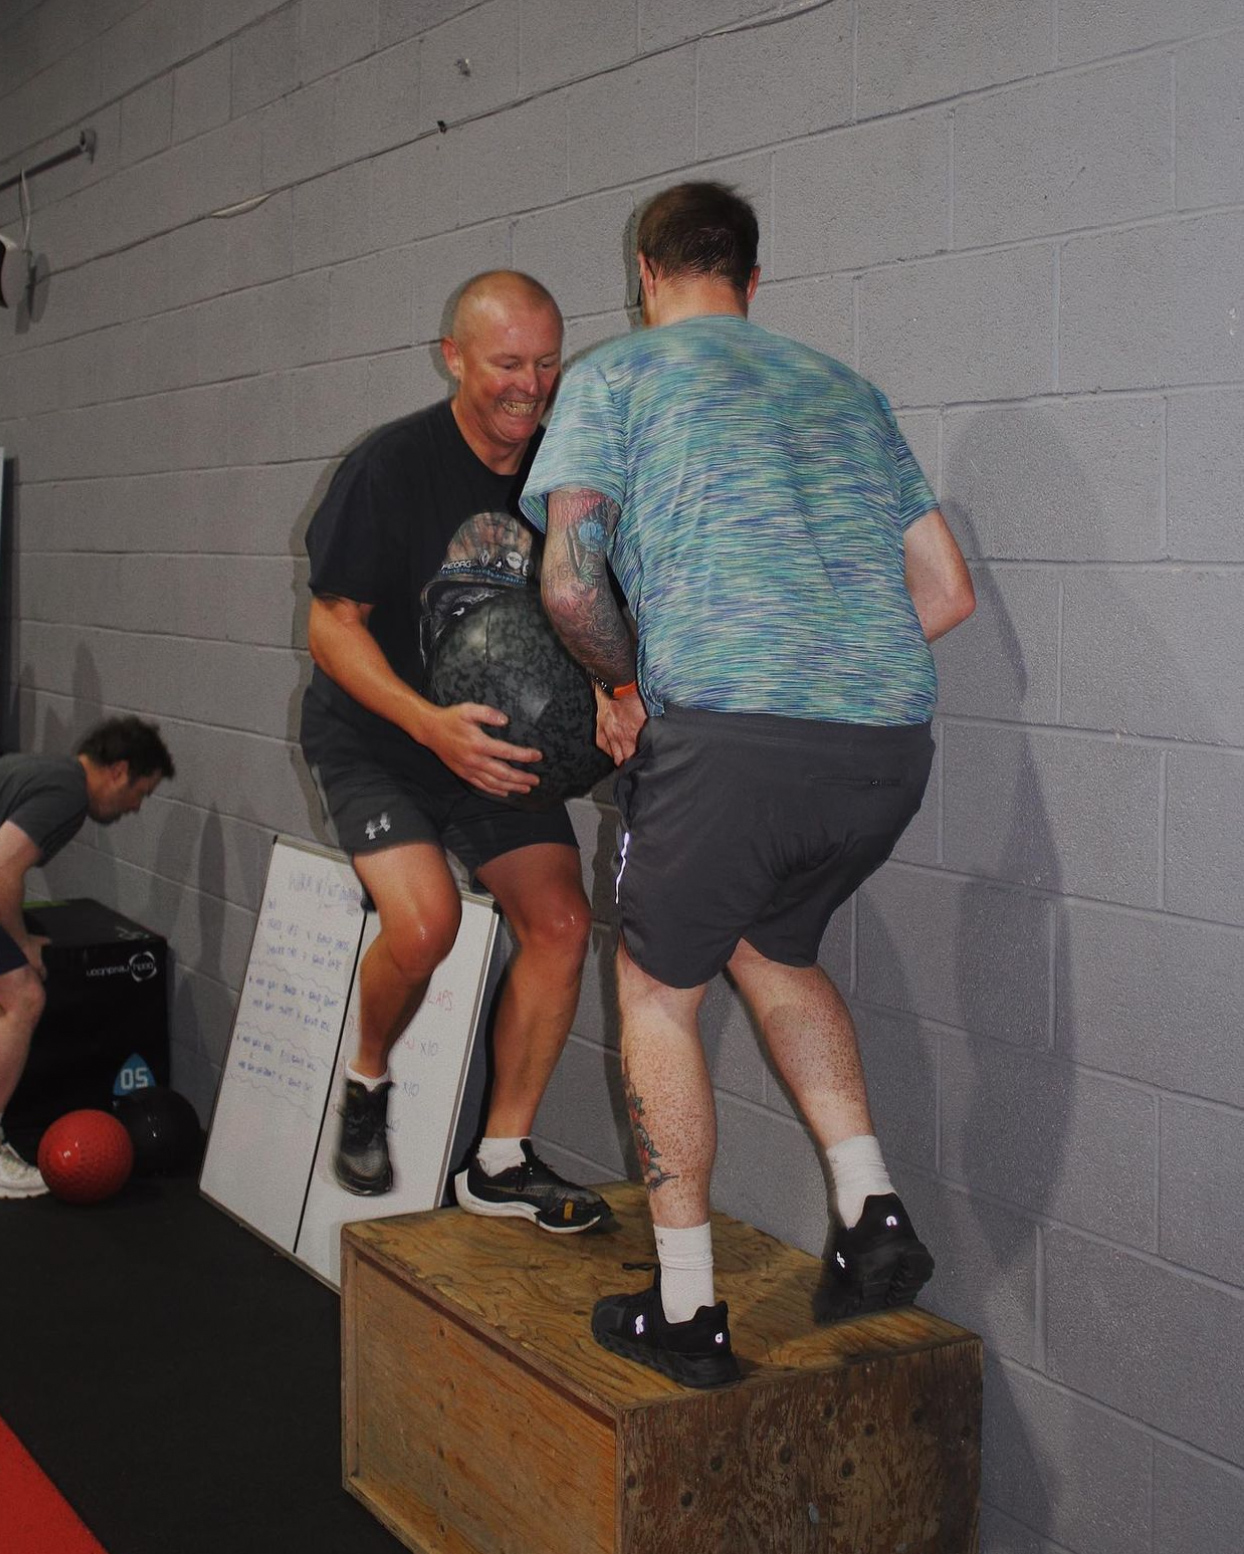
[306,742,576,878]
[613,706,934,989]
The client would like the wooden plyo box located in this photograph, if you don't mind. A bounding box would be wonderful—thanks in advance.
[342,1182,981,1554]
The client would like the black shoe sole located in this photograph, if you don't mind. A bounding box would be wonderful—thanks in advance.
[813,1238,934,1323]
[453,1169,612,1234]
[591,1313,741,1390]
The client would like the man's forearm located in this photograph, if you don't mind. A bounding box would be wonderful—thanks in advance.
[542,488,635,686]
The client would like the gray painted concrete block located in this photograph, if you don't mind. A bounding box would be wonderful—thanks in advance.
[1046,1228,1244,1462]
[1060,214,1244,391]
[1160,1097,1244,1286]
[639,0,771,52]
[856,0,1051,119]
[942,725,1161,908]
[298,0,377,82]
[531,1033,628,1178]
[334,39,422,166]
[934,566,1060,725]
[1058,0,1243,65]
[859,246,1055,407]
[368,345,446,426]
[890,736,939,866]
[329,247,416,359]
[203,0,287,48]
[1056,902,1244,1107]
[370,136,458,250]
[566,48,697,195]
[256,271,333,368]
[292,357,375,457]
[420,0,519,133]
[1153,1441,1244,1554]
[519,0,636,97]
[410,222,511,341]
[260,74,337,190]
[773,112,948,278]
[983,1356,1153,1554]
[941,400,1164,562]
[852,1005,939,1170]
[1168,390,1244,561]
[380,0,472,47]
[121,76,174,165]
[292,167,373,270]
[513,188,638,318]
[977,1504,1045,1554]
[173,45,231,142]
[892,1167,1038,1363]
[697,4,852,161]
[232,7,297,117]
[940,1031,1156,1244]
[713,1092,828,1257]
[1061,569,1244,745]
[1165,747,1244,927]
[455,95,567,225]
[565,793,619,924]
[814,896,853,987]
[955,58,1170,248]
[569,924,621,1050]
[859,866,1053,1048]
[697,974,768,1107]
[98,0,200,101]
[749,275,853,364]
[227,189,293,289]
[1177,33,1244,210]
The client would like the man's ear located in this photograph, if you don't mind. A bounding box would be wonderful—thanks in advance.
[440,336,461,381]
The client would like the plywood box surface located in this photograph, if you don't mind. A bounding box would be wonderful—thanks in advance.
[342,1182,981,1554]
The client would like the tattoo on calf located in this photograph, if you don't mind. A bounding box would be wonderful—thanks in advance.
[624,1066,678,1193]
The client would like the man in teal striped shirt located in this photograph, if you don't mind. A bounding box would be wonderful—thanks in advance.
[523,182,976,1388]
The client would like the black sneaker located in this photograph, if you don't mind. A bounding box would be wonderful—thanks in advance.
[334,1079,394,1195]
[453,1140,613,1234]
[592,1266,740,1390]
[813,1193,934,1323]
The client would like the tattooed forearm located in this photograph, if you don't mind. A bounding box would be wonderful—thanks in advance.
[623,1063,678,1193]
[543,487,635,687]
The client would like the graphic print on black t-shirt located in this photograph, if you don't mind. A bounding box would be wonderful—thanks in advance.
[419,511,540,666]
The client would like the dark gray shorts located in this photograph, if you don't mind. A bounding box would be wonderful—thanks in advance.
[613,707,934,989]
[306,740,576,877]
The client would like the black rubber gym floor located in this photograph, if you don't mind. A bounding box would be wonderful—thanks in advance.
[0,1176,405,1554]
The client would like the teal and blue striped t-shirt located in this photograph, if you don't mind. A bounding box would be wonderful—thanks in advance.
[521,314,938,726]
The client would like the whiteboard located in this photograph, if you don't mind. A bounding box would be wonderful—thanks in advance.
[200,837,500,1288]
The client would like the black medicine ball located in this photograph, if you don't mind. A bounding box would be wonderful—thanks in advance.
[113,1086,205,1176]
[427,586,613,809]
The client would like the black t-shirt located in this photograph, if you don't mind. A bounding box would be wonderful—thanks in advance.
[301,399,544,776]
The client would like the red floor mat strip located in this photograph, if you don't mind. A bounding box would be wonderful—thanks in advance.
[0,1414,107,1554]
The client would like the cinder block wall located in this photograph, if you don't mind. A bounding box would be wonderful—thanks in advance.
[1,2,1241,1547]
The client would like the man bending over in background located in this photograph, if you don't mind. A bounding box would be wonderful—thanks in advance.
[0,716,174,1198]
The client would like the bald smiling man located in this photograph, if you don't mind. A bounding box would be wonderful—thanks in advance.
[299,271,610,1231]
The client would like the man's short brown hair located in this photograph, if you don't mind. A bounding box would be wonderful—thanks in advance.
[635,182,759,297]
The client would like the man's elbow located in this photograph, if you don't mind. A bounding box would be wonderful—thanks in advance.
[949,571,976,630]
[539,574,580,636]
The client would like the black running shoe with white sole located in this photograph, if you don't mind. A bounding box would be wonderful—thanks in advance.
[454,1139,612,1234]
[813,1192,934,1323]
[334,1079,394,1196]
[592,1266,740,1390]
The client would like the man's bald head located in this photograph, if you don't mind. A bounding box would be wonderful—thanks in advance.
[441,271,564,473]
[449,270,562,345]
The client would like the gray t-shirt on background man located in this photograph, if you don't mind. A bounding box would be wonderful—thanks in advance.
[0,754,89,864]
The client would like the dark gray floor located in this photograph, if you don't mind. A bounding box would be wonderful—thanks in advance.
[0,1175,406,1554]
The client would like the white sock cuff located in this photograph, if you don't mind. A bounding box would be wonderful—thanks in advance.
[476,1136,526,1175]
[346,1063,390,1092]
[826,1133,894,1228]
[654,1221,714,1269]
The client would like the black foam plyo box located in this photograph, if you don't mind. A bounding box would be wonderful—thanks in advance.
[5,898,170,1153]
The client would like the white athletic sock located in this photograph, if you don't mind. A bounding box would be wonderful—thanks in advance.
[655,1222,715,1324]
[476,1136,526,1175]
[345,1063,390,1092]
[826,1134,894,1228]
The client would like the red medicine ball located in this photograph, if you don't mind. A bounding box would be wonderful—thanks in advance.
[37,1109,135,1205]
